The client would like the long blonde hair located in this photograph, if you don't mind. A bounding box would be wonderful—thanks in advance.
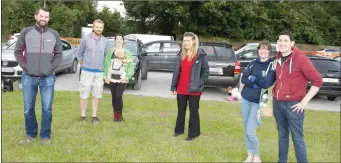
[181,32,199,60]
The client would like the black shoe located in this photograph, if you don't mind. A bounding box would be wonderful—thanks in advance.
[92,117,100,124]
[80,116,86,122]
[185,137,197,141]
[173,132,184,137]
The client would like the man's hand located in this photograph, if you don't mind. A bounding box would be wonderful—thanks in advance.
[79,60,83,67]
[172,91,177,95]
[291,86,319,113]
[291,100,308,113]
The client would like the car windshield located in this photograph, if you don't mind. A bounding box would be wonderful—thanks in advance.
[311,59,340,73]
[108,41,138,56]
[6,42,16,50]
[200,45,234,58]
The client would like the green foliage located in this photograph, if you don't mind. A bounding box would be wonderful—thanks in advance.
[1,1,340,46]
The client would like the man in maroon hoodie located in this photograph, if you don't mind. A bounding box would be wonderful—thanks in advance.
[272,31,322,163]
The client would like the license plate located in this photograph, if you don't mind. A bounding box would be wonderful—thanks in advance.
[323,78,339,83]
[1,67,14,72]
[209,67,223,74]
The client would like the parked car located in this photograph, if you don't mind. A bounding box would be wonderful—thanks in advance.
[234,42,278,54]
[141,40,240,88]
[6,33,20,46]
[235,43,278,73]
[105,39,148,90]
[1,39,79,81]
[333,56,340,63]
[317,48,340,53]
[307,55,341,101]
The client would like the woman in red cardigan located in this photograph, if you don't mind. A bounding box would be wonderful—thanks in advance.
[170,32,209,141]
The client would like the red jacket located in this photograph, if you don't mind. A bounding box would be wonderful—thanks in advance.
[272,47,322,101]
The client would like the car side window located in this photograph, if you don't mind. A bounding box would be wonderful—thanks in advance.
[238,50,257,59]
[62,41,71,51]
[144,43,161,53]
[245,45,257,51]
[161,43,180,53]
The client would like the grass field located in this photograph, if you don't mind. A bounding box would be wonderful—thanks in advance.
[1,91,340,162]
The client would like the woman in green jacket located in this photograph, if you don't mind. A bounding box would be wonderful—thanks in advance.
[104,34,134,122]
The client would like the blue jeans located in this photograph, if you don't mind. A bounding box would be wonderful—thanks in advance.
[273,98,307,163]
[22,73,56,139]
[241,97,260,157]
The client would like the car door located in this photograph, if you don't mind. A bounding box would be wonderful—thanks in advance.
[142,42,162,70]
[159,41,181,71]
[58,40,72,71]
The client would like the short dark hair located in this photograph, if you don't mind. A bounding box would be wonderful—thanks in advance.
[115,34,124,41]
[279,30,293,41]
[257,40,272,55]
[35,7,50,15]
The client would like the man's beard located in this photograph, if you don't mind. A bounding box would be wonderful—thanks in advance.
[94,30,102,35]
[36,20,47,27]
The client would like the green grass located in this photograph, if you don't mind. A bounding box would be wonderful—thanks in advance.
[1,91,340,162]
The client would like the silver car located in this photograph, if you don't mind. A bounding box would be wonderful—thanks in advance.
[1,40,78,81]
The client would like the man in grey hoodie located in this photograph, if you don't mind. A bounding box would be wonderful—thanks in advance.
[14,7,63,145]
[77,19,110,124]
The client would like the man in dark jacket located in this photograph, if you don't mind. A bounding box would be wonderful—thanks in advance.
[14,7,63,145]
[272,31,322,162]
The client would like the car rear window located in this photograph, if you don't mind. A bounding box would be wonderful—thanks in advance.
[311,59,340,73]
[200,45,234,58]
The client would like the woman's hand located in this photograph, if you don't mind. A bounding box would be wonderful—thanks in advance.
[172,91,177,95]
[104,78,110,84]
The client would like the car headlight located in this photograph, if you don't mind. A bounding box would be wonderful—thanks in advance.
[2,61,8,66]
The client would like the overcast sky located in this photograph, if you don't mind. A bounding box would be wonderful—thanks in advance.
[96,1,126,17]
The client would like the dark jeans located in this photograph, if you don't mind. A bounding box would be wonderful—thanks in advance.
[22,73,56,139]
[174,94,201,138]
[273,98,307,163]
[109,82,126,112]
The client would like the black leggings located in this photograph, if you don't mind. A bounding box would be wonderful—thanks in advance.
[109,82,126,112]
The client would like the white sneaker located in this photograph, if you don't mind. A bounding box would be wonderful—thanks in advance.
[243,156,253,162]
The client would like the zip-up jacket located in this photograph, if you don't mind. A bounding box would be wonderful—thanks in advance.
[272,47,322,101]
[241,58,276,103]
[77,33,110,71]
[14,25,63,77]
[171,48,209,93]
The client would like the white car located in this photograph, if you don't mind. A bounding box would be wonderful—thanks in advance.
[1,39,79,81]
[234,43,278,55]
[6,33,20,46]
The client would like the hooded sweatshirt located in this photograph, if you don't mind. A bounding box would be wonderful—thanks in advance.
[241,58,276,103]
[272,47,322,101]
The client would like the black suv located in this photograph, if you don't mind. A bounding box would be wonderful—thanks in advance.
[141,40,240,87]
[307,55,341,101]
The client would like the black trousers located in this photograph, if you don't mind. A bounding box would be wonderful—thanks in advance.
[109,82,126,112]
[174,94,201,138]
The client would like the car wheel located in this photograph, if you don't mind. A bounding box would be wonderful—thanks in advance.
[142,68,148,80]
[69,59,78,74]
[132,69,142,90]
[327,96,337,101]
